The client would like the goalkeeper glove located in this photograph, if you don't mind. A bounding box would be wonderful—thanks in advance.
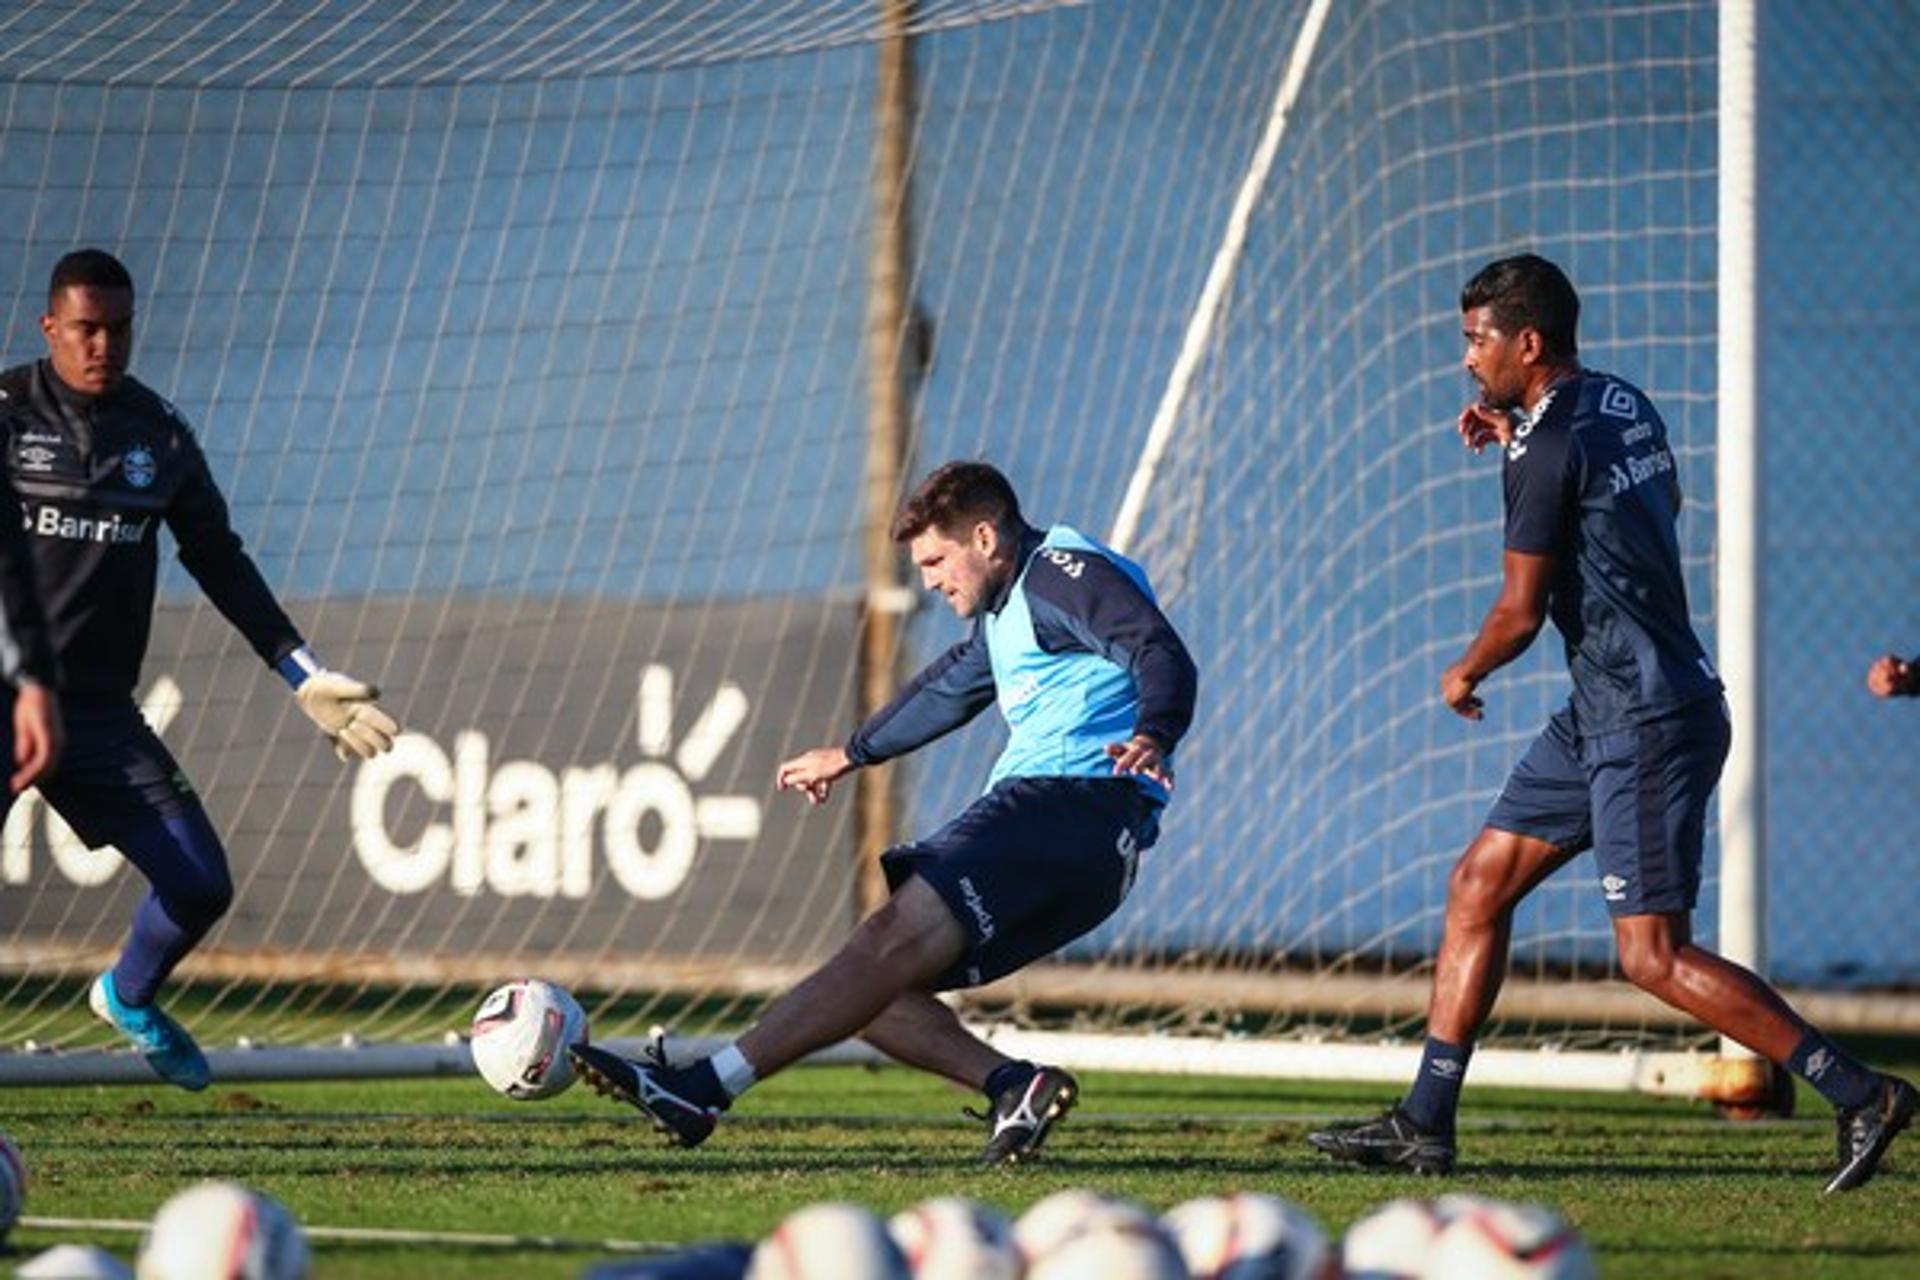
[280,648,399,761]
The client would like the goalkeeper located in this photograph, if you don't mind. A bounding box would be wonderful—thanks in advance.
[2,249,399,1090]
[572,461,1197,1164]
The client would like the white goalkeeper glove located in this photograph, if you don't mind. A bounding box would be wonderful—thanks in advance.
[295,670,399,761]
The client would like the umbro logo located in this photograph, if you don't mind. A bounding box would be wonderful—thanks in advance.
[1601,874,1629,902]
[1429,1058,1465,1080]
[1600,383,1638,419]
[1806,1048,1834,1081]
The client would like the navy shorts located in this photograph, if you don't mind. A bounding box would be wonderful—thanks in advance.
[1485,697,1730,916]
[34,698,205,849]
[881,775,1160,991]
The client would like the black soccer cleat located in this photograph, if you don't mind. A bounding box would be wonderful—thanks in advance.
[1307,1103,1457,1175]
[569,1040,721,1149]
[1824,1074,1916,1194]
[974,1065,1079,1166]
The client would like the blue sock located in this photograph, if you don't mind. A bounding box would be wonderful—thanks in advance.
[984,1060,1037,1100]
[1402,1036,1471,1133]
[1788,1031,1879,1112]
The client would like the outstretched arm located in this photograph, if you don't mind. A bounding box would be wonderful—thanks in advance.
[777,629,995,806]
[168,432,398,759]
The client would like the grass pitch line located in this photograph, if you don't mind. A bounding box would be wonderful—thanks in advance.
[19,1216,670,1254]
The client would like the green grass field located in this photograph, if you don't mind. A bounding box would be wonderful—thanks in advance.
[4,1060,1916,1277]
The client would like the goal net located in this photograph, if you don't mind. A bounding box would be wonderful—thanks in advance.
[1,1,1913,1092]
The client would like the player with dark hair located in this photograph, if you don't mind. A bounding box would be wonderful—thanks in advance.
[571,460,1198,1164]
[1308,254,1914,1193]
[3,248,401,1089]
[1866,652,1918,698]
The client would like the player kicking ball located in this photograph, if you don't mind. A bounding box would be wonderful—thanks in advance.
[572,461,1197,1164]
[3,249,400,1090]
[1307,254,1914,1193]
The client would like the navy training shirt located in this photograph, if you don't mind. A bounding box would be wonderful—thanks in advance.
[0,359,305,701]
[1501,369,1722,732]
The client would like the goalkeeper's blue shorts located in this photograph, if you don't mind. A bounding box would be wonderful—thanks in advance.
[1485,696,1729,917]
[881,774,1159,991]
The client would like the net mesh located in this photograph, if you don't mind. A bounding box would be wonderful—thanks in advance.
[1,0,1913,1072]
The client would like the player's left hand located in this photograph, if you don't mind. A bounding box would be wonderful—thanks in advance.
[1441,662,1484,720]
[10,681,63,793]
[1106,733,1173,789]
[1867,653,1918,698]
[296,671,400,761]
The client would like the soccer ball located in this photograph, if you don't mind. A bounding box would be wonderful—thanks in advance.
[469,979,589,1100]
[748,1202,910,1280]
[1340,1198,1452,1279]
[1163,1191,1334,1280]
[1421,1199,1595,1279]
[888,1196,1019,1280]
[0,1130,25,1243]
[136,1182,308,1280]
[1015,1191,1184,1280]
[1012,1188,1154,1262]
[1024,1219,1186,1280]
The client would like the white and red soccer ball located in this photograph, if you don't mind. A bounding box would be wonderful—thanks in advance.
[136,1181,308,1280]
[469,979,589,1101]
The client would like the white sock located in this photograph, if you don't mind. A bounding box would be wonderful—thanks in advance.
[711,1043,758,1100]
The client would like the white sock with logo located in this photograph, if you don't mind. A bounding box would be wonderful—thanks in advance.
[710,1043,758,1101]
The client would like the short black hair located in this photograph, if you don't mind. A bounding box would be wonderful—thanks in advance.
[1460,253,1579,358]
[49,248,134,309]
[890,461,1023,543]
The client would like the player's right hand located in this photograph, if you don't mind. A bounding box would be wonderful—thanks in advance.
[10,680,62,793]
[1441,661,1484,720]
[776,746,855,806]
[1458,402,1513,454]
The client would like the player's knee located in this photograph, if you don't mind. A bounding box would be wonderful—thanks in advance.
[1616,934,1678,993]
[1445,847,1513,923]
[845,893,960,982]
[171,869,233,930]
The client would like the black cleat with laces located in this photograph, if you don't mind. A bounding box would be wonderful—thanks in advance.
[1824,1074,1916,1194]
[974,1065,1078,1166]
[569,1035,722,1149]
[1307,1103,1456,1175]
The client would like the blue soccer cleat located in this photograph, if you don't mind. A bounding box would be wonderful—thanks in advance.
[89,971,210,1091]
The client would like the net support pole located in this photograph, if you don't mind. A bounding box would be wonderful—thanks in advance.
[1108,0,1333,553]
[858,0,919,914]
[1715,0,1765,1058]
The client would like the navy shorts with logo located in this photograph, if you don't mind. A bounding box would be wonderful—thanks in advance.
[881,775,1160,991]
[1484,697,1730,916]
[33,698,207,849]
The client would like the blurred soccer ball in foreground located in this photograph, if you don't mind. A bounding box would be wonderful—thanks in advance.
[888,1196,1019,1280]
[749,1202,909,1280]
[1163,1191,1334,1280]
[136,1181,308,1280]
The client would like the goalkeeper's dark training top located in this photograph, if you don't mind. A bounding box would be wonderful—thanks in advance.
[1500,368,1722,732]
[0,359,304,701]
